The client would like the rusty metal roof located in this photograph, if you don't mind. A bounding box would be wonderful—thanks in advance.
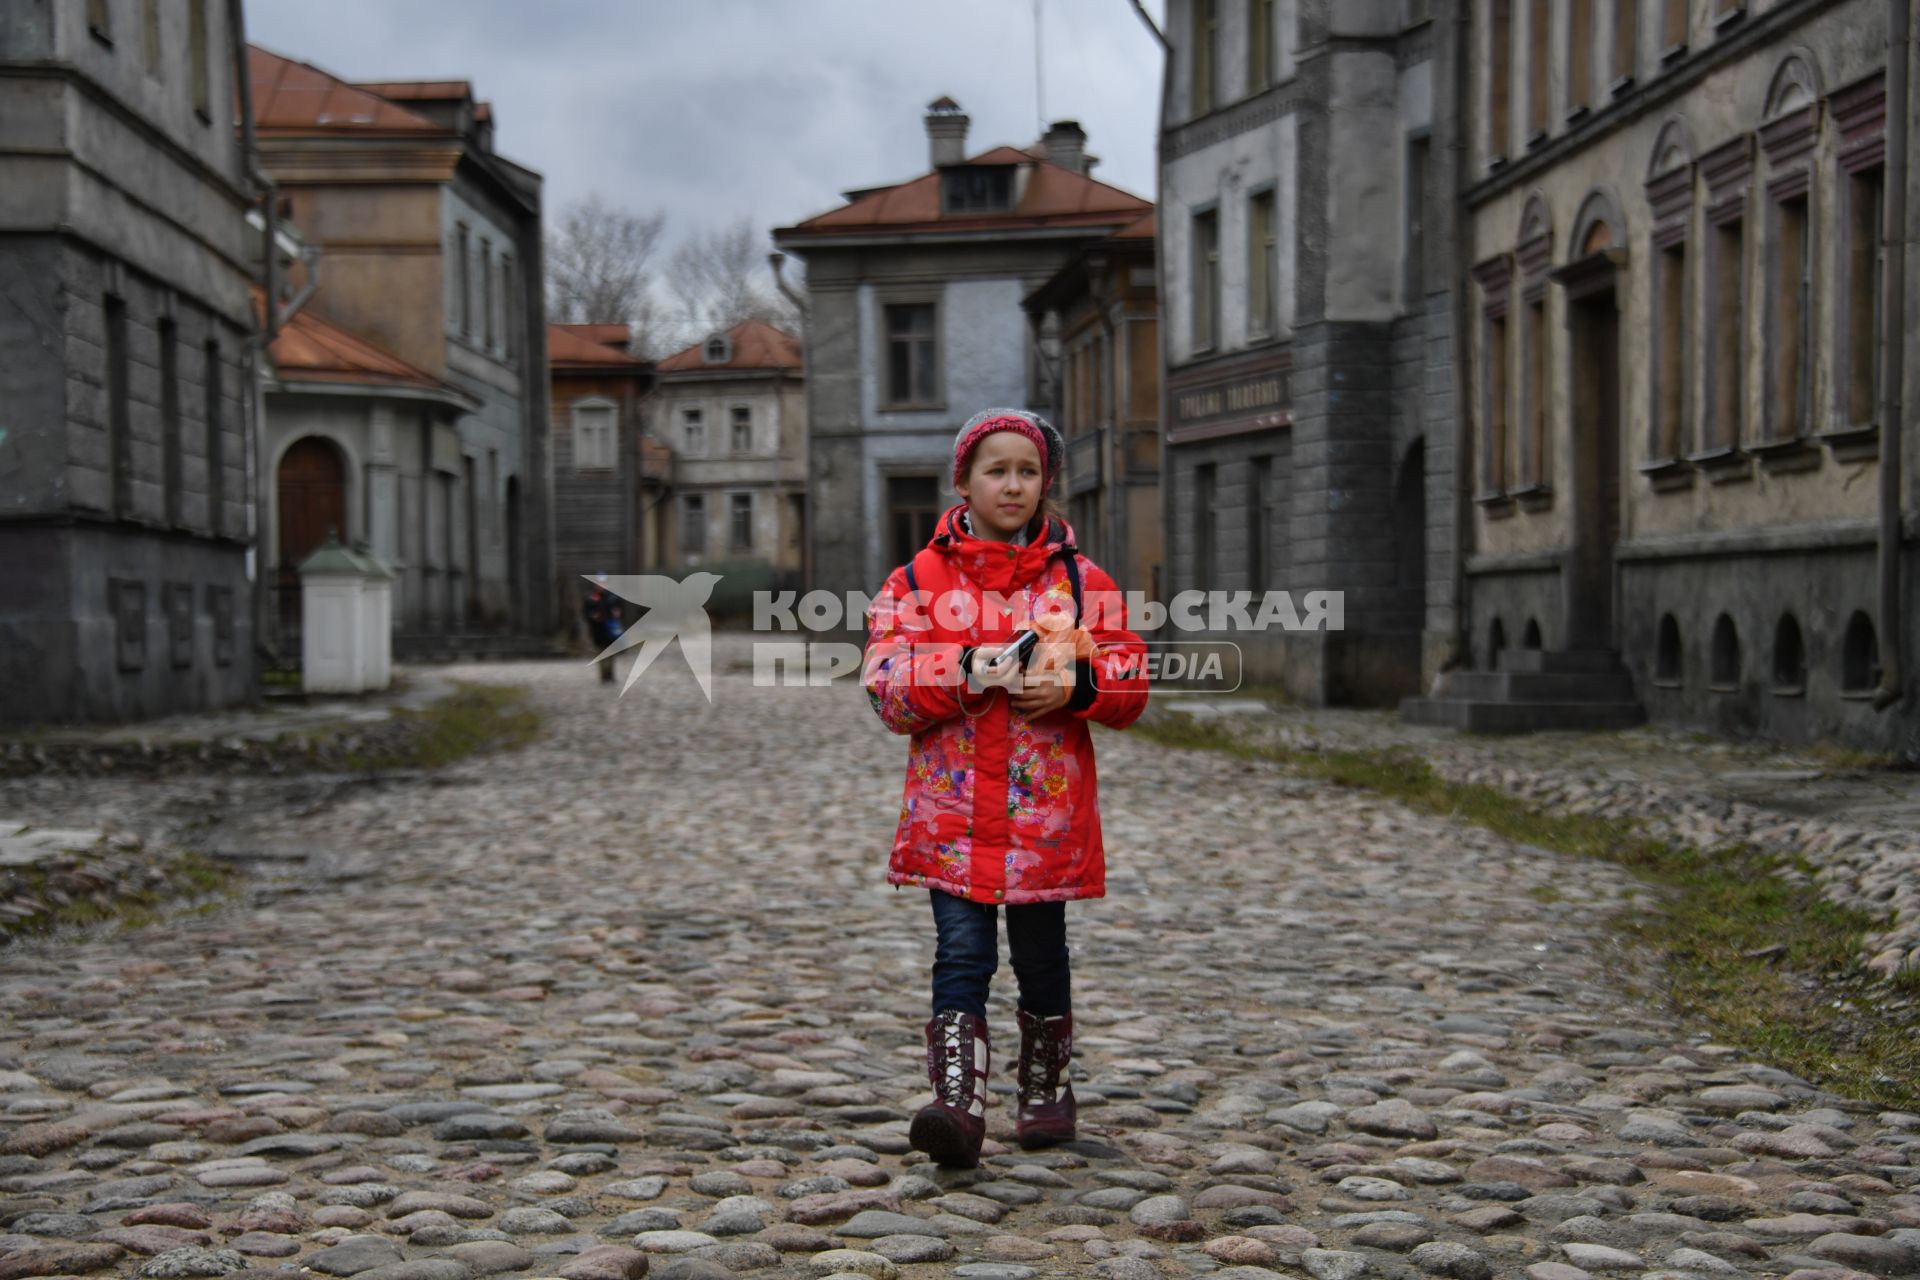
[260,288,452,394]
[351,79,474,101]
[655,318,802,374]
[549,324,648,370]
[248,46,441,134]
[778,145,1149,240]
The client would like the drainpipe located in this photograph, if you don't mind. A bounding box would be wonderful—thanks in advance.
[1132,0,1170,628]
[769,252,808,323]
[1874,0,1911,712]
[228,0,276,663]
[1443,0,1475,676]
[229,2,274,344]
[1092,262,1122,573]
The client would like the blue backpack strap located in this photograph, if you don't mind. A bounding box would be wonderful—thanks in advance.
[904,556,918,597]
[1051,539,1083,626]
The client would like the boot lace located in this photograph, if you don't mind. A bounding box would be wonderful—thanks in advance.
[935,1012,973,1108]
[1019,1017,1064,1104]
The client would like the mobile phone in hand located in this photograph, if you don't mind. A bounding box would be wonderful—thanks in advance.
[1007,628,1041,670]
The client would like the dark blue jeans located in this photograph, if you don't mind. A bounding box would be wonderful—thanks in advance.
[929,890,1071,1019]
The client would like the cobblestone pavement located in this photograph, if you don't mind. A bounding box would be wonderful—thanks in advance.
[1,642,1916,1280]
[1179,705,1920,975]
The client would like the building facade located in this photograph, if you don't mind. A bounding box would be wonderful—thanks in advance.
[248,50,554,656]
[1432,0,1917,749]
[0,0,258,725]
[1157,0,1464,705]
[774,103,1153,640]
[649,320,807,612]
[261,286,481,653]
[548,323,661,605]
[1022,212,1165,603]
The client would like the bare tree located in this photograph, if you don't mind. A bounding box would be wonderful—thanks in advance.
[545,193,669,353]
[666,217,797,340]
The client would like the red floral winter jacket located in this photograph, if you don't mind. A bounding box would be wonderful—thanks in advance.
[862,505,1149,904]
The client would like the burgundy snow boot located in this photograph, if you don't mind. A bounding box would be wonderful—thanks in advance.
[909,1009,990,1169]
[1014,1007,1076,1148]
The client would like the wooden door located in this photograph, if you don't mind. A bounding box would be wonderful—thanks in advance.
[276,437,346,642]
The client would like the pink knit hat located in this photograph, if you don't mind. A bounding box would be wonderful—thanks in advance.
[950,408,1063,491]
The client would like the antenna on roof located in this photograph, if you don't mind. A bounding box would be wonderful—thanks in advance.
[1033,0,1045,136]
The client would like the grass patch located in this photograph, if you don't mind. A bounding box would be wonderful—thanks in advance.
[4,851,236,942]
[1135,711,1920,1108]
[329,681,541,771]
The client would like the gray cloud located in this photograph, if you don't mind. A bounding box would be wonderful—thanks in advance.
[244,0,1167,255]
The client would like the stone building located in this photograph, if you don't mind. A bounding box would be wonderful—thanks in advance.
[1406,0,1917,749]
[1155,0,1465,705]
[1022,212,1165,603]
[773,102,1152,636]
[0,0,258,725]
[548,323,663,601]
[260,290,480,651]
[649,319,807,611]
[247,49,553,656]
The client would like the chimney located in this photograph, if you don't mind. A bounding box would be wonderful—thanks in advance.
[925,96,969,168]
[1042,120,1087,174]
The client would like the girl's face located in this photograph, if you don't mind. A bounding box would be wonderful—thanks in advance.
[957,432,1043,542]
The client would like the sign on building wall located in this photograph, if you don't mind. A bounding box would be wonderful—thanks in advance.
[1167,352,1293,444]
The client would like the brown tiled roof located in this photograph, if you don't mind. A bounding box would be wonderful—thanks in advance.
[1110,210,1157,241]
[248,46,441,134]
[351,79,474,101]
[778,145,1150,239]
[548,324,647,369]
[259,289,449,393]
[556,323,634,350]
[656,318,803,373]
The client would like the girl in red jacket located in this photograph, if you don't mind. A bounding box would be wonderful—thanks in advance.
[862,408,1149,1168]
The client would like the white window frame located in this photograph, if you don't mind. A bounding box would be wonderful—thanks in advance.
[572,399,617,471]
[729,491,754,552]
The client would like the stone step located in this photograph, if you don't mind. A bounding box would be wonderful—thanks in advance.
[393,633,572,662]
[1432,669,1639,703]
[1398,694,1647,733]
[1495,647,1626,675]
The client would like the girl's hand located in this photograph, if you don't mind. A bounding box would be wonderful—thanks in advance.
[969,643,1026,691]
[1010,669,1071,716]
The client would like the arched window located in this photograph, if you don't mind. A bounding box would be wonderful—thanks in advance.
[1522,617,1543,649]
[1645,120,1695,474]
[1842,611,1880,694]
[704,334,731,364]
[1516,195,1553,494]
[1488,617,1508,669]
[1710,613,1741,689]
[1654,613,1683,684]
[1759,54,1823,449]
[1772,613,1805,693]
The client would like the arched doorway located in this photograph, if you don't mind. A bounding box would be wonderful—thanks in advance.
[276,436,348,648]
[1554,189,1628,648]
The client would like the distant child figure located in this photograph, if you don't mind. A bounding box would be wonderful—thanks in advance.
[581,577,624,685]
[862,408,1149,1168]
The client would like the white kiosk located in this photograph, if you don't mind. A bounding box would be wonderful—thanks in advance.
[298,531,393,694]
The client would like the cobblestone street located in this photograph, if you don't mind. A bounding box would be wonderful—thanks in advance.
[2,645,1917,1280]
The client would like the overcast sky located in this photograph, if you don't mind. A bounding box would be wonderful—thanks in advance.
[245,0,1168,255]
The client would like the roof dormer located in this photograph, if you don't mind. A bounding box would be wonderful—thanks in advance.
[942,164,1014,214]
